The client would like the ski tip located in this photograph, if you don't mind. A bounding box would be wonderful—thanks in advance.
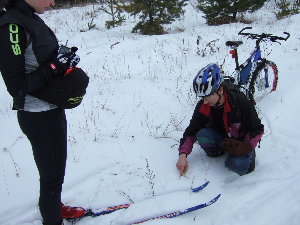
[211,194,221,203]
[191,181,209,192]
[198,193,221,209]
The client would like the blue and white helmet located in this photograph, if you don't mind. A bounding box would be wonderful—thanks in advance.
[193,63,223,97]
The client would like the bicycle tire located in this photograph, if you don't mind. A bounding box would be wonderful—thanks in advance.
[247,60,278,104]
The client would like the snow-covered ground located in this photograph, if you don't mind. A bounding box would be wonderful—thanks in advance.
[1,1,300,225]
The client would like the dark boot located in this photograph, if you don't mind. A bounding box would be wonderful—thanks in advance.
[43,219,63,225]
[205,147,225,157]
[207,151,225,157]
[247,151,256,174]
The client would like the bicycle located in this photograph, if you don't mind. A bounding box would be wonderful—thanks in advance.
[224,27,290,104]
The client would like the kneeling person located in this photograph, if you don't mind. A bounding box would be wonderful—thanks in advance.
[176,64,264,176]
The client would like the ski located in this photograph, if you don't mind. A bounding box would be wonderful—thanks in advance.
[130,194,221,224]
[66,181,209,222]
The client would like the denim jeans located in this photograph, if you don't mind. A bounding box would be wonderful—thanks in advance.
[196,128,255,175]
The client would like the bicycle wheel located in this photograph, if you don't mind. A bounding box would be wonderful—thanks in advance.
[247,60,278,104]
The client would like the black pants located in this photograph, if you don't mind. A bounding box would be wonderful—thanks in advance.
[18,108,67,225]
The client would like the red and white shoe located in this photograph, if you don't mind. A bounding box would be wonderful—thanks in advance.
[61,203,85,219]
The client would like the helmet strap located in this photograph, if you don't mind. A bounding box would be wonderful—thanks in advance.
[213,92,224,108]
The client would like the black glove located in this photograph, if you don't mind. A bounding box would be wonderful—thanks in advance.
[49,45,80,76]
[220,138,253,156]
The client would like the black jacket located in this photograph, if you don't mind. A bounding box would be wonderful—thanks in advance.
[179,83,264,155]
[0,0,58,109]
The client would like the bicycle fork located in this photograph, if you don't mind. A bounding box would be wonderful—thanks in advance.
[264,66,270,88]
[255,61,270,91]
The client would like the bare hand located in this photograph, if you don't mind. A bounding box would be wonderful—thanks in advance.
[176,154,189,176]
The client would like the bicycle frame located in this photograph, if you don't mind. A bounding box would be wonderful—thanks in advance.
[223,27,290,103]
[236,47,262,87]
[226,27,290,89]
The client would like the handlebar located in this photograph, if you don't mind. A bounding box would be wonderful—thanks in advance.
[238,27,290,42]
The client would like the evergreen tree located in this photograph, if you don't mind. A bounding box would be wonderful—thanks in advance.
[54,0,97,8]
[120,0,187,35]
[275,0,300,19]
[98,0,125,29]
[197,0,267,25]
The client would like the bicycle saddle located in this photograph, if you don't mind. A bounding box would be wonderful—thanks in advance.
[226,41,243,47]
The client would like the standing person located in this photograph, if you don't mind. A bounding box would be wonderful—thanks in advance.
[0,1,86,224]
[176,64,264,176]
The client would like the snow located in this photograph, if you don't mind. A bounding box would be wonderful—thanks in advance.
[1,1,300,225]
